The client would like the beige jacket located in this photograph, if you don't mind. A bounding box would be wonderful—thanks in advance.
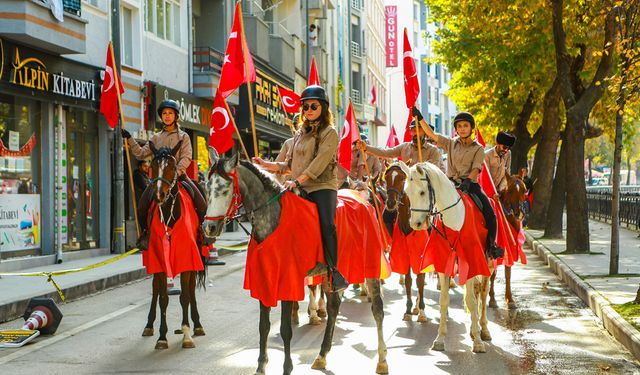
[484,147,511,192]
[436,134,484,183]
[367,142,444,170]
[128,127,192,175]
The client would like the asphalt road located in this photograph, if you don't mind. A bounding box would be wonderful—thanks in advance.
[1,244,639,374]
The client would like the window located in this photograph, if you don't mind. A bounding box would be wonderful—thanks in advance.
[145,0,182,46]
[122,7,134,66]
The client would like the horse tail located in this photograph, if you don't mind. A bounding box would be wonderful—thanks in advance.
[197,256,208,290]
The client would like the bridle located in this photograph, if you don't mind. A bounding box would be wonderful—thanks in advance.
[150,152,179,238]
[383,165,406,212]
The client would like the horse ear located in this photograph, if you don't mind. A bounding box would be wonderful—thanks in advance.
[398,160,410,177]
[149,141,158,156]
[208,146,219,164]
[223,150,239,173]
[171,140,183,156]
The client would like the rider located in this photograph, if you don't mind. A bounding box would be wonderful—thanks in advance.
[412,107,504,260]
[122,99,207,250]
[252,85,350,293]
[484,131,516,198]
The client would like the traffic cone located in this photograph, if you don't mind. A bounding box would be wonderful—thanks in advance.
[22,298,63,334]
[207,245,225,266]
[167,277,181,295]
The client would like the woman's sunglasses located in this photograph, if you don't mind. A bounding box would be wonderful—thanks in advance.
[302,103,320,111]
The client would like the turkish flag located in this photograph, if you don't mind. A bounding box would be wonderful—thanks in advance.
[368,86,377,105]
[308,55,320,86]
[209,92,235,154]
[277,86,301,113]
[475,127,497,197]
[402,109,412,142]
[386,125,399,148]
[100,41,124,128]
[403,28,420,108]
[217,3,256,99]
[338,101,359,172]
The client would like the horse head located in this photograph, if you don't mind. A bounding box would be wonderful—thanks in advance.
[383,163,407,212]
[149,140,182,205]
[500,174,527,226]
[203,147,240,239]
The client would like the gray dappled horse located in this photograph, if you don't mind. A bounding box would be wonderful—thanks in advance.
[202,148,388,375]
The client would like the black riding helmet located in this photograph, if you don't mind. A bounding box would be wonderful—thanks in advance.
[157,99,180,118]
[453,112,475,129]
[300,85,329,104]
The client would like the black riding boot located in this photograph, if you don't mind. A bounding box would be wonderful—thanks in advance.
[467,182,504,259]
[136,184,155,250]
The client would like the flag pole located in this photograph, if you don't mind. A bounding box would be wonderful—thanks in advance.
[237,1,259,157]
[222,98,251,160]
[353,99,389,250]
[415,114,423,162]
[109,41,139,237]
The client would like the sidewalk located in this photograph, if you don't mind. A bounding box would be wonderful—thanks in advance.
[0,224,251,323]
[525,218,640,360]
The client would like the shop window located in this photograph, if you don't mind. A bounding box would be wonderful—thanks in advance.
[0,95,41,253]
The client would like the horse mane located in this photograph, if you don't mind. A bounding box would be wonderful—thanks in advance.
[238,159,283,194]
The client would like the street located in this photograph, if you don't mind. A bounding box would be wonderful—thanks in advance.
[1,244,638,375]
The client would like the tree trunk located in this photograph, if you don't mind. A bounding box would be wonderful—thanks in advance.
[587,158,592,185]
[529,79,562,229]
[611,83,626,275]
[564,110,590,253]
[626,155,631,185]
[545,137,567,238]
[634,284,640,304]
[510,90,538,174]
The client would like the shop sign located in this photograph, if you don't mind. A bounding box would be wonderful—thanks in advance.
[253,71,289,127]
[0,38,98,103]
[153,85,212,131]
[0,194,40,252]
[385,6,398,67]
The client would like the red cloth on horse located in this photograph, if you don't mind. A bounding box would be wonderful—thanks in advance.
[419,192,491,285]
[492,198,527,267]
[144,186,204,278]
[244,192,324,307]
[390,221,429,274]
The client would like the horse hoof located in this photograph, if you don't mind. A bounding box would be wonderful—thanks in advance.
[318,309,327,318]
[174,329,183,334]
[473,341,486,353]
[507,301,517,310]
[309,316,322,325]
[360,290,368,297]
[194,327,206,336]
[481,330,492,341]
[402,313,412,321]
[311,356,326,370]
[488,299,498,308]
[182,339,195,349]
[376,360,389,374]
[155,340,169,350]
[411,307,419,315]
[292,315,300,325]
[431,341,445,351]
[417,312,428,323]
[142,327,154,337]
[399,275,405,284]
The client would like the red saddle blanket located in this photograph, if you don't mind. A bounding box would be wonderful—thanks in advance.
[244,190,387,307]
[492,198,527,267]
[419,192,491,285]
[144,185,204,278]
[390,220,429,275]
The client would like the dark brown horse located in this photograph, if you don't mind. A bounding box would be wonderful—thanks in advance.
[489,174,527,309]
[140,141,207,349]
[384,163,428,322]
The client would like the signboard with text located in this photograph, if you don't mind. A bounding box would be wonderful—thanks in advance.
[153,84,213,132]
[385,6,398,67]
[0,194,41,252]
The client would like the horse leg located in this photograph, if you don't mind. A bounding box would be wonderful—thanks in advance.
[256,302,271,374]
[465,277,485,353]
[308,285,321,325]
[189,273,205,336]
[143,274,160,336]
[403,271,414,321]
[281,301,294,375]
[312,291,342,370]
[489,269,498,308]
[360,282,368,297]
[292,301,300,325]
[480,275,492,342]
[505,266,516,309]
[367,278,388,374]
[416,273,427,323]
[318,286,327,318]
[179,272,195,348]
[155,274,169,349]
[432,273,449,352]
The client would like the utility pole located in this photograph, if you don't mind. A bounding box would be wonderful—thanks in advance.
[111,0,125,254]
[305,0,309,76]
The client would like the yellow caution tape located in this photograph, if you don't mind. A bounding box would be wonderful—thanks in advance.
[0,247,141,301]
[214,244,248,251]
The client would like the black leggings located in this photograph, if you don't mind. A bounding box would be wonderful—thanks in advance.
[467,182,497,248]
[308,189,338,269]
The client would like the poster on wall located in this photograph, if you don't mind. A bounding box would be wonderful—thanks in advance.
[0,194,40,252]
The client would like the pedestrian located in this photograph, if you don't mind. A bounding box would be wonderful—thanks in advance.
[121,99,207,249]
[484,131,516,199]
[252,84,349,292]
[413,107,504,260]
[133,159,151,203]
[309,24,319,48]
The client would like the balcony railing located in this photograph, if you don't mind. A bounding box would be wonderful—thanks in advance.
[39,0,81,16]
[351,89,361,104]
[351,41,361,58]
[193,47,224,74]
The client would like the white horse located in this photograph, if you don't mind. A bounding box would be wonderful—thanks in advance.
[399,161,494,353]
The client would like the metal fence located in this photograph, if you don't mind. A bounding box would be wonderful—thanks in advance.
[63,0,81,16]
[586,186,640,230]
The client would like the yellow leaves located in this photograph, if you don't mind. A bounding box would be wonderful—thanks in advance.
[596,81,602,86]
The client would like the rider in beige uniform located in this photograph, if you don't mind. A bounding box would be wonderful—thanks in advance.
[484,131,515,197]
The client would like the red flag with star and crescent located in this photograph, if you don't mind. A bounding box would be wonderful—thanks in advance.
[403,28,420,109]
[475,128,498,197]
[217,2,256,99]
[308,55,320,86]
[277,86,301,113]
[386,125,399,148]
[100,41,125,128]
[209,92,235,154]
[338,101,359,172]
[402,109,413,142]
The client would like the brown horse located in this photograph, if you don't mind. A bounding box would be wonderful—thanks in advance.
[140,141,207,349]
[384,163,428,322]
[489,174,527,309]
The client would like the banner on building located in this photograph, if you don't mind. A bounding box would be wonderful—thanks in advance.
[0,194,41,252]
[385,6,398,67]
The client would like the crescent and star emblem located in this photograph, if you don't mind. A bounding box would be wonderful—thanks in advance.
[282,96,296,108]
[104,66,115,92]
[212,107,230,131]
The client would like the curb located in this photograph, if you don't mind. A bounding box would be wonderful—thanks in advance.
[525,232,640,361]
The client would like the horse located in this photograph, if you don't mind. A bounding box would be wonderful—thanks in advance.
[383,163,428,322]
[400,161,494,353]
[139,141,207,350]
[489,174,528,309]
[203,149,388,375]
